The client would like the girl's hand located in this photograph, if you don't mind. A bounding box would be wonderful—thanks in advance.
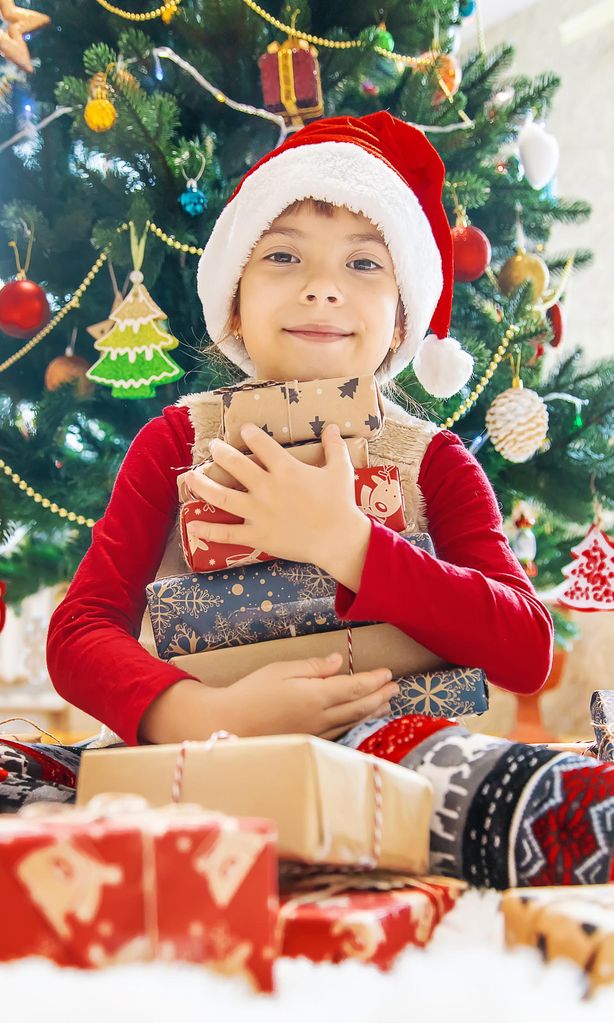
[218,652,399,741]
[184,422,371,573]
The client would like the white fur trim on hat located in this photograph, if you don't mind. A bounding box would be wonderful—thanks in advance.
[197,141,443,385]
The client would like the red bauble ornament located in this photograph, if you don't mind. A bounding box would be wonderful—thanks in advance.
[0,278,50,338]
[547,302,565,347]
[0,580,6,634]
[452,224,492,282]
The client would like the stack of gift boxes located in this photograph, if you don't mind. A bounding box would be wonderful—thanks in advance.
[0,375,492,988]
[146,374,489,719]
[3,361,614,998]
[0,738,466,989]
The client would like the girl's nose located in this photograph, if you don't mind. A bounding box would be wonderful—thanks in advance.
[306,293,338,302]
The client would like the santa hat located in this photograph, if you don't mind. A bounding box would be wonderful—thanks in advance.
[197,110,473,397]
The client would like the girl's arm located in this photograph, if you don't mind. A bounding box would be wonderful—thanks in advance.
[46,405,203,746]
[333,429,554,695]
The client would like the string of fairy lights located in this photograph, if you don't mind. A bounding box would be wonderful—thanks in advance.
[1,0,523,528]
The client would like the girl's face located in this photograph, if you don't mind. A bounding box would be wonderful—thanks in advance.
[233,203,402,382]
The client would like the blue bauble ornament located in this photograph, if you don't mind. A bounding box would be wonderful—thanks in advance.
[179,181,208,216]
[460,0,476,16]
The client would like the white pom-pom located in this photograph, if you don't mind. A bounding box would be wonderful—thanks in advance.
[412,334,474,398]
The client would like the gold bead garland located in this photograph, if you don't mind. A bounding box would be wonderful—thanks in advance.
[438,323,521,430]
[95,0,182,21]
[242,0,359,49]
[149,221,202,255]
[0,457,95,528]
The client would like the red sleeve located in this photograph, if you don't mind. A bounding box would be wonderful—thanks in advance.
[46,405,201,746]
[335,429,554,695]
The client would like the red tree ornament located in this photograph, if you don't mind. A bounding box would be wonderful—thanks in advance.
[452,223,492,282]
[556,524,614,612]
[0,277,50,338]
[0,580,6,633]
[547,302,565,347]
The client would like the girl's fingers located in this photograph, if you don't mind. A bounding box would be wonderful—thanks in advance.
[185,519,253,546]
[206,438,264,492]
[322,667,395,709]
[187,470,251,519]
[281,653,343,679]
[319,700,392,741]
[239,424,292,472]
[324,679,400,729]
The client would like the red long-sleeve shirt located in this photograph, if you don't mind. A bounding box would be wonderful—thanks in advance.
[46,402,554,746]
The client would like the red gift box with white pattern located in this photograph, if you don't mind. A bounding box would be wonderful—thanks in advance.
[179,499,274,573]
[180,463,406,573]
[279,873,465,970]
[0,798,279,991]
[354,464,406,533]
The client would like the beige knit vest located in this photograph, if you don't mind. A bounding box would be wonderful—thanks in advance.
[137,389,440,657]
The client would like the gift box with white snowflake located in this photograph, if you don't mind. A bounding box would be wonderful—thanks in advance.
[389,665,489,718]
[146,533,435,660]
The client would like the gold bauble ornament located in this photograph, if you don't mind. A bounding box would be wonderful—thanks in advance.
[485,381,549,463]
[84,72,117,133]
[45,354,95,396]
[498,250,549,301]
[84,96,117,132]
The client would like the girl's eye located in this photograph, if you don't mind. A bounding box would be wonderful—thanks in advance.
[264,251,298,264]
[348,258,381,271]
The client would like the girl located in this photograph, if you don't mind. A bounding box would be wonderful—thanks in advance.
[9,112,614,889]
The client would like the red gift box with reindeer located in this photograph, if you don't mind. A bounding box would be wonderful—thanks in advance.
[180,464,406,573]
[354,464,406,532]
[278,871,465,970]
[0,796,278,991]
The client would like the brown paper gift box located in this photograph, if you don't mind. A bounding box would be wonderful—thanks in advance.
[77,734,433,874]
[217,376,384,451]
[177,436,369,501]
[501,886,614,994]
[169,622,447,687]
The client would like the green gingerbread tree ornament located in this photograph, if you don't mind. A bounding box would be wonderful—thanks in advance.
[86,224,183,399]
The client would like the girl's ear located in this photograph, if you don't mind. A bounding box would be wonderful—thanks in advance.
[390,299,405,352]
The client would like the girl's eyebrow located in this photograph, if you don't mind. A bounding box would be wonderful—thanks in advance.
[259,226,388,248]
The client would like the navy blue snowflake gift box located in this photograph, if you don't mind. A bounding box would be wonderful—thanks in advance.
[146,532,435,661]
[390,666,489,718]
[337,667,489,748]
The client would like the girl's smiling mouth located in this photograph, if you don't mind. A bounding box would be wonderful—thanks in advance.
[283,324,354,342]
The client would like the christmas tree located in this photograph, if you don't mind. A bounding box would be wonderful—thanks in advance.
[0,0,612,641]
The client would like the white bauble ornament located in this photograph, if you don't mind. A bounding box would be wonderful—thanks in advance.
[485,383,549,463]
[518,118,559,190]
